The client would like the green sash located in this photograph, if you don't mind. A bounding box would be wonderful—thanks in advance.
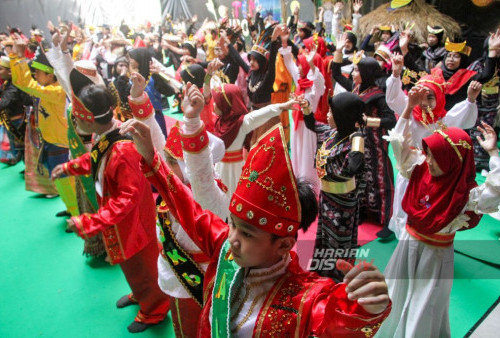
[157,203,205,307]
[66,106,98,211]
[211,241,244,338]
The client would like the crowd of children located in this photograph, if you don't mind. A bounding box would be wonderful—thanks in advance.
[1,0,500,336]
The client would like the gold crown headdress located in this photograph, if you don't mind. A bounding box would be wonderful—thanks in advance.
[445,38,472,56]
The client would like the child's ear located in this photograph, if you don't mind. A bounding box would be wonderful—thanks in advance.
[276,236,296,255]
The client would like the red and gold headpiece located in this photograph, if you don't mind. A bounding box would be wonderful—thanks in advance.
[164,121,183,160]
[229,125,301,237]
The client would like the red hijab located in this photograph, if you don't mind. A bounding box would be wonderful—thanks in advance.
[403,127,480,234]
[211,84,250,149]
[412,75,447,125]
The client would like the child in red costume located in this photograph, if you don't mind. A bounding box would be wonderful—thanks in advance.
[120,84,392,337]
[52,78,169,333]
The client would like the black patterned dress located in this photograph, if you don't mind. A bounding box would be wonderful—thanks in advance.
[304,115,365,281]
[359,87,396,227]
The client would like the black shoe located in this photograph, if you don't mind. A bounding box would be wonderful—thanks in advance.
[127,321,153,333]
[376,226,394,239]
[56,210,71,217]
[116,294,137,308]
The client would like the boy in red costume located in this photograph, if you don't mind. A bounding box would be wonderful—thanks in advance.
[120,84,392,337]
[51,77,169,333]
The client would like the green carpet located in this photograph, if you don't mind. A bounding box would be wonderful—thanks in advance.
[0,162,175,337]
[362,238,500,337]
[2,119,499,337]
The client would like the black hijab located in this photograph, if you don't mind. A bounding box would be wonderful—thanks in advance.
[357,57,383,92]
[128,48,153,79]
[441,51,470,79]
[329,92,365,138]
[180,64,205,88]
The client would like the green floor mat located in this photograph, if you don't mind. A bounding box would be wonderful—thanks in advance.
[362,237,500,337]
[0,162,175,338]
[454,214,500,265]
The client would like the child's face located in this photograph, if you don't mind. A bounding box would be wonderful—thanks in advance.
[129,58,139,73]
[34,69,55,86]
[249,55,260,71]
[115,62,128,76]
[425,149,444,177]
[227,214,292,269]
[419,88,437,111]
[352,65,362,85]
[381,32,391,42]
[427,34,438,47]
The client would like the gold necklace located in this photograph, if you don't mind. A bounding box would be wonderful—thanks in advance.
[248,79,262,93]
[316,133,351,179]
[231,290,268,333]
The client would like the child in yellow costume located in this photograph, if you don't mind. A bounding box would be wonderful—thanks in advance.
[10,36,77,217]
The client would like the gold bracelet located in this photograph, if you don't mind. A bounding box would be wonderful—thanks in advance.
[351,136,364,153]
[367,117,381,128]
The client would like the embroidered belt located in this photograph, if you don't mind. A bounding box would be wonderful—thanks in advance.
[221,149,244,163]
[321,178,356,194]
[406,224,455,247]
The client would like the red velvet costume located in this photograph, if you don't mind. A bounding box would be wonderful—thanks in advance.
[65,136,169,325]
[141,125,391,337]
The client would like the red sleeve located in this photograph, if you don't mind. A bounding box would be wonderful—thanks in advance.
[312,283,392,338]
[72,146,144,239]
[141,151,229,261]
[63,153,92,176]
[128,92,154,119]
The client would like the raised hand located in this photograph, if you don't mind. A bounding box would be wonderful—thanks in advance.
[399,30,411,55]
[353,0,363,14]
[52,29,62,48]
[272,24,285,42]
[407,85,427,109]
[12,33,27,57]
[207,59,224,75]
[280,27,290,46]
[130,72,147,99]
[181,82,205,119]
[337,259,390,315]
[391,52,404,77]
[477,121,499,156]
[334,1,344,14]
[467,80,483,103]
[336,32,348,51]
[306,45,318,69]
[47,20,55,32]
[488,29,500,57]
[61,23,72,52]
[119,119,155,165]
[370,25,380,36]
